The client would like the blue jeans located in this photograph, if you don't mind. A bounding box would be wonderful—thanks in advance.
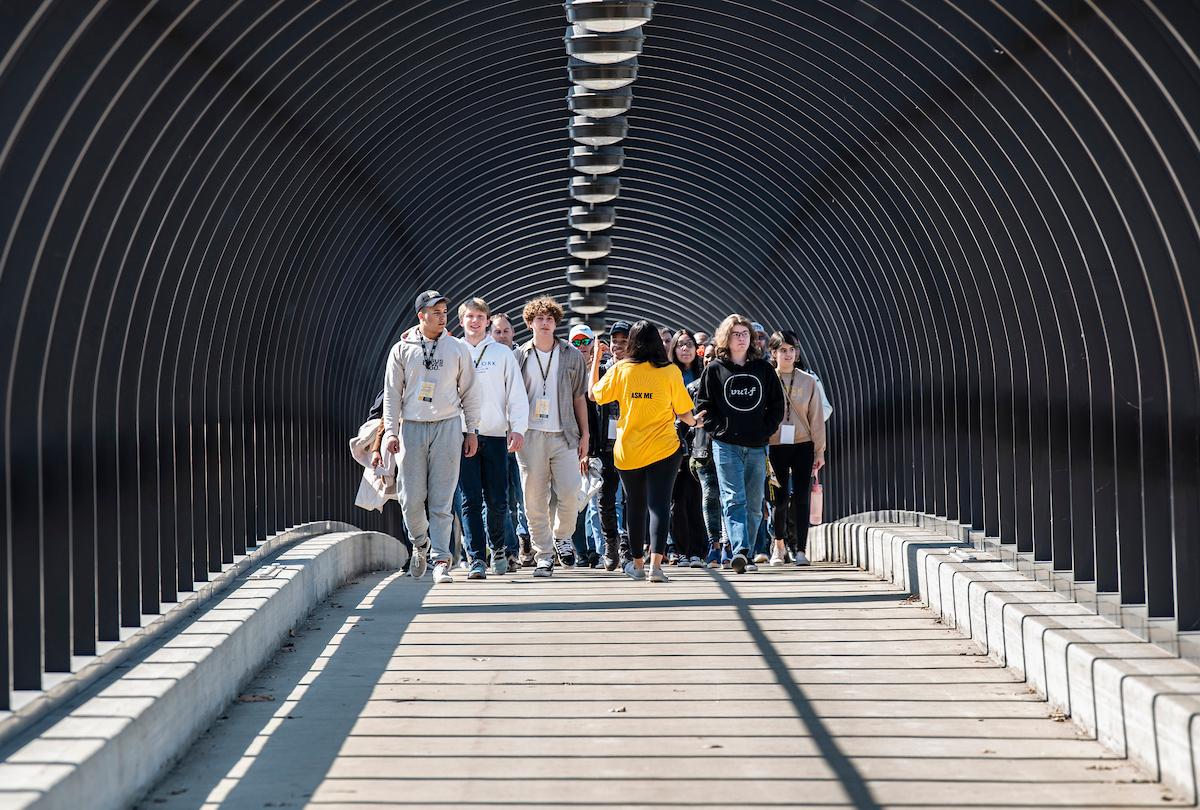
[754,502,771,557]
[459,435,510,562]
[711,440,767,558]
[503,453,527,555]
[586,496,604,556]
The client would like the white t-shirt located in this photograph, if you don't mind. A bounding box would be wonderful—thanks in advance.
[524,346,562,433]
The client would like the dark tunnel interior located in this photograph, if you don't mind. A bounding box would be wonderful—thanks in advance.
[0,0,1198,705]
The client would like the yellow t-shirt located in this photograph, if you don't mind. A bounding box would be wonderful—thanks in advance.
[591,361,695,470]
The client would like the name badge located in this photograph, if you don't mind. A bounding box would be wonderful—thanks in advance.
[779,424,796,444]
[535,398,551,419]
[607,418,618,440]
[418,379,437,403]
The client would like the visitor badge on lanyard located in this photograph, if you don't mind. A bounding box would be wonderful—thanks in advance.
[535,398,551,420]
[779,424,796,444]
[418,379,437,404]
[608,418,618,440]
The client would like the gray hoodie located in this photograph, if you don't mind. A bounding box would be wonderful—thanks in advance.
[382,327,480,443]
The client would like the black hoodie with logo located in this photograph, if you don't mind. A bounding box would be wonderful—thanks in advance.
[694,357,785,448]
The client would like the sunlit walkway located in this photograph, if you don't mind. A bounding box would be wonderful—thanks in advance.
[143,563,1180,809]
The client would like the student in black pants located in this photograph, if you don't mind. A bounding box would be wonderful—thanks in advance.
[766,331,826,566]
[591,322,705,582]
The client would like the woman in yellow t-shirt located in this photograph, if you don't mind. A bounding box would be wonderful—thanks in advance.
[591,321,705,582]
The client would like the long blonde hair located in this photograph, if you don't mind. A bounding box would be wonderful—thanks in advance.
[713,314,762,362]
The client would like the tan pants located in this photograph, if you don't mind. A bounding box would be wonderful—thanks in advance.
[516,430,581,563]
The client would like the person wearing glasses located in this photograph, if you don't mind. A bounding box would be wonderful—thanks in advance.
[694,314,785,574]
[591,321,705,582]
[767,330,826,566]
[513,296,590,577]
[456,298,528,578]
[383,290,481,584]
[668,330,709,567]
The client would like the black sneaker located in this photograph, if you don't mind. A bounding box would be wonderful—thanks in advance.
[553,539,576,567]
[518,534,534,567]
[587,551,600,569]
[731,553,748,574]
[604,550,619,571]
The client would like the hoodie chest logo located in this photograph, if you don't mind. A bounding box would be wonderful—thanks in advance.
[723,373,762,412]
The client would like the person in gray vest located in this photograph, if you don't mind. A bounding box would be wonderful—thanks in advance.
[383,290,481,584]
[512,295,590,577]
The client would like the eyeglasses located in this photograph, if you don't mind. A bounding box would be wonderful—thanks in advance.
[730,330,751,339]
[570,337,593,347]
[675,340,695,348]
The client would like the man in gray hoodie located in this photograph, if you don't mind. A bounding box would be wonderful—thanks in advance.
[383,290,481,584]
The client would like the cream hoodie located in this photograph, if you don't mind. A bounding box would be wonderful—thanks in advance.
[462,336,529,438]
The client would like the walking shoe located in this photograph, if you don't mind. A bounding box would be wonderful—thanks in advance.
[554,539,576,567]
[689,555,705,568]
[533,559,553,577]
[432,561,454,584]
[648,567,669,583]
[706,545,721,568]
[575,555,591,568]
[753,553,769,564]
[587,551,600,569]
[410,541,430,578]
[720,543,732,568]
[745,562,759,572]
[622,561,645,581]
[518,534,534,567]
[507,552,520,572]
[794,551,811,566]
[468,560,487,580]
[667,550,680,566]
[492,551,509,575]
[731,553,748,574]
[604,551,619,571]
[458,558,470,570]
[769,545,786,566]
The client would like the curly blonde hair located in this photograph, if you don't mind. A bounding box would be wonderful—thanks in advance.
[522,295,564,326]
[713,314,762,361]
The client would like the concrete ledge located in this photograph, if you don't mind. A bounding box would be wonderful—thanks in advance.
[0,528,407,810]
[0,521,357,746]
[811,517,1200,805]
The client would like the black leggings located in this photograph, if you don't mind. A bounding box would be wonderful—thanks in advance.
[769,441,815,553]
[617,452,680,560]
[670,455,707,559]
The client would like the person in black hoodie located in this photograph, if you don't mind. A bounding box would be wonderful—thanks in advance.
[694,314,785,574]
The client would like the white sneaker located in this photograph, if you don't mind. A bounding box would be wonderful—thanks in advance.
[533,560,553,578]
[648,567,669,583]
[433,561,454,584]
[745,562,759,572]
[794,551,811,566]
[410,542,430,578]
[769,547,785,566]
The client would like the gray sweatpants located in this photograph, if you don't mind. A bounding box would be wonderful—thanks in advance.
[517,429,581,564]
[398,417,463,562]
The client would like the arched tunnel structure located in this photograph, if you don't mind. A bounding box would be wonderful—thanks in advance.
[1,0,1198,709]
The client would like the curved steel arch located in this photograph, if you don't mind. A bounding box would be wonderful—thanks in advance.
[0,0,1198,706]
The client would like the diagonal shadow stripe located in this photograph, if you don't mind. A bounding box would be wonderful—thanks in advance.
[704,569,882,810]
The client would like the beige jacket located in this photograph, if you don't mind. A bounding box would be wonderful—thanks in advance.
[768,369,826,457]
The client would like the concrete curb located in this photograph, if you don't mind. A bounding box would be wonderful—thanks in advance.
[810,517,1200,805]
[0,528,407,810]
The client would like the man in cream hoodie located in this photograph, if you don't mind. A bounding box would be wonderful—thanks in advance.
[383,290,481,584]
[458,297,529,578]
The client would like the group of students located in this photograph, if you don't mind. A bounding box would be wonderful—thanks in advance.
[367,289,827,585]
